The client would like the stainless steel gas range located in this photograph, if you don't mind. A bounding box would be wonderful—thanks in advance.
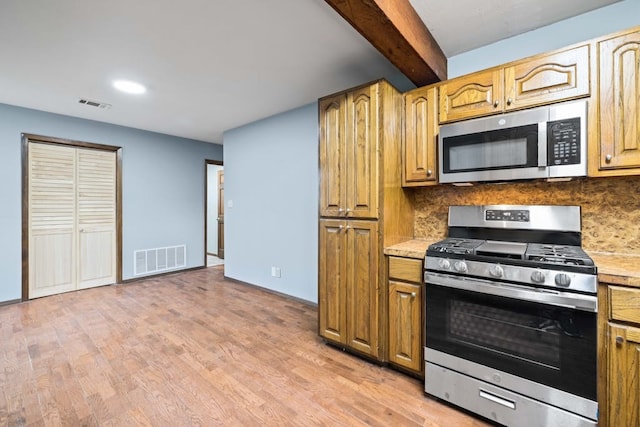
[424,205,598,427]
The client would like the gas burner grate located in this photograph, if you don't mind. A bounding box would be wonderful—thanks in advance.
[526,244,594,266]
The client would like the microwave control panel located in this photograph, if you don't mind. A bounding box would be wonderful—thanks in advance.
[548,118,580,165]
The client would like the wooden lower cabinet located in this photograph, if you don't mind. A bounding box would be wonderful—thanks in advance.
[387,256,424,376]
[607,322,640,426]
[318,219,381,359]
[388,280,422,374]
[601,283,640,427]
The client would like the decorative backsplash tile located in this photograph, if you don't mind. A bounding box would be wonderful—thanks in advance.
[413,176,640,254]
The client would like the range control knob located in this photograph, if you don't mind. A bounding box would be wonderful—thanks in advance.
[531,270,546,284]
[453,261,468,273]
[438,258,451,270]
[555,273,572,287]
[488,264,504,278]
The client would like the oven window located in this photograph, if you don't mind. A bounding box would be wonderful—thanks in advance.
[449,300,561,369]
[426,283,597,400]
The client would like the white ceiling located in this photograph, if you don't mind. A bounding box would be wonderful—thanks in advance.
[0,0,620,144]
[411,0,621,56]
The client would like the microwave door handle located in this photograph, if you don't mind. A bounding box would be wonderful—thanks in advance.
[538,122,547,168]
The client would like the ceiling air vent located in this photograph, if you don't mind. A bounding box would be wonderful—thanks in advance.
[78,98,112,109]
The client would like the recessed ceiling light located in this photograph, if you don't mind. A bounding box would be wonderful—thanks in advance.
[113,79,146,94]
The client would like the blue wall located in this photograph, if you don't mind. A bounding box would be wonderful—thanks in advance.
[0,103,222,303]
[223,103,319,303]
[449,0,640,77]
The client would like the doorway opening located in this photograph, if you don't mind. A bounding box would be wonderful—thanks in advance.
[205,160,224,268]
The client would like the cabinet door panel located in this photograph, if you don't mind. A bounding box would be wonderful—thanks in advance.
[318,220,346,344]
[599,32,640,170]
[504,45,590,111]
[319,95,347,217]
[346,221,379,357]
[347,86,379,218]
[389,280,422,372]
[404,86,437,185]
[439,69,503,122]
[608,323,640,427]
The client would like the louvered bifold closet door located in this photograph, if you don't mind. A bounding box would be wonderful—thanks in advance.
[28,143,77,298]
[76,148,116,289]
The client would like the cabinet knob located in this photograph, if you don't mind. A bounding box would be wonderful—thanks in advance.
[338,208,344,215]
[338,225,344,231]
[345,208,351,216]
[616,336,624,346]
[411,292,417,298]
[426,169,432,177]
[493,100,499,108]
[605,154,612,163]
[345,225,351,231]
[506,98,512,106]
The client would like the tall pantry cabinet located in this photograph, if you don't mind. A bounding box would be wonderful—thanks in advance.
[318,79,414,361]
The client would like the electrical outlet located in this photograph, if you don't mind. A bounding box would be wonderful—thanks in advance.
[271,266,281,278]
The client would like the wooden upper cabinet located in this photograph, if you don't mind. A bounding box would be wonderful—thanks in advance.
[439,69,503,122]
[346,85,379,219]
[404,86,438,186]
[439,45,590,123]
[596,30,640,173]
[319,95,347,217]
[319,85,379,219]
[505,45,590,111]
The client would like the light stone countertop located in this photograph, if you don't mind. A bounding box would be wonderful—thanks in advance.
[384,240,640,287]
[588,251,640,287]
[384,239,434,260]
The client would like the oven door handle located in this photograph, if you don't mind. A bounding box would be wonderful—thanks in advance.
[425,272,597,313]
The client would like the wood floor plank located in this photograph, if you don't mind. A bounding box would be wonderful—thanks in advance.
[0,266,491,426]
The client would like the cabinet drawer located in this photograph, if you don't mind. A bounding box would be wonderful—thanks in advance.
[389,257,423,283]
[609,286,640,324]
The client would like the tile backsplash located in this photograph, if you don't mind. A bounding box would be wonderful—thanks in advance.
[413,176,640,254]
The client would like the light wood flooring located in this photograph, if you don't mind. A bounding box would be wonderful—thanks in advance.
[0,266,490,426]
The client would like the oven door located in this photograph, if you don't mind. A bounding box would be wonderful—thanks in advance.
[424,272,597,403]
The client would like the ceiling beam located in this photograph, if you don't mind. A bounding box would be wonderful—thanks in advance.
[325,0,447,86]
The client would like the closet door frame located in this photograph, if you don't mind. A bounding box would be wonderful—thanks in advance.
[21,133,123,300]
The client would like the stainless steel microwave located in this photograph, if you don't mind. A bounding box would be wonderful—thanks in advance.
[438,100,587,184]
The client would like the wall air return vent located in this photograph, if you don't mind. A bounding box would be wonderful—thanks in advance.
[134,245,186,276]
[78,98,112,109]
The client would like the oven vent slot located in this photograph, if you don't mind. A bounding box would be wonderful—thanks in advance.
[134,244,186,276]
